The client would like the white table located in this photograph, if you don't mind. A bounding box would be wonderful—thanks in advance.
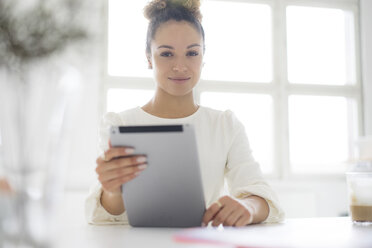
[52,192,372,248]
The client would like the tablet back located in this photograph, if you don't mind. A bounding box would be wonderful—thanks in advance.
[110,124,206,227]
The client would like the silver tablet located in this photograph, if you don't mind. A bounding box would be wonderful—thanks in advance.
[110,124,206,227]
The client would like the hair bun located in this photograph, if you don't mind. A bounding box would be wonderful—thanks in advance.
[144,0,202,22]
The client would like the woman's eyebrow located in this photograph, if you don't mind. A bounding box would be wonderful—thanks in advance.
[187,43,201,49]
[157,44,201,49]
[157,45,174,49]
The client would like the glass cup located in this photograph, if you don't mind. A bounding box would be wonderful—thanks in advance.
[346,161,372,225]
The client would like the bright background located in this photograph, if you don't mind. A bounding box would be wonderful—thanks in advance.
[1,0,370,219]
[101,0,369,218]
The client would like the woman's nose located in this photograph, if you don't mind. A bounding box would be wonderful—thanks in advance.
[172,61,187,72]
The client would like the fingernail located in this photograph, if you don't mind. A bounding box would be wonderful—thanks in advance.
[201,223,206,227]
[125,148,135,154]
[136,156,147,163]
[134,171,141,176]
[138,164,147,170]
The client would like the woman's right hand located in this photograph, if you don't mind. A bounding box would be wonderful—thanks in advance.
[95,142,147,195]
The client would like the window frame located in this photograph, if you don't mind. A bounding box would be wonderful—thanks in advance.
[102,0,363,180]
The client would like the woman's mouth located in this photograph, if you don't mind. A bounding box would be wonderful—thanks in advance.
[168,77,191,84]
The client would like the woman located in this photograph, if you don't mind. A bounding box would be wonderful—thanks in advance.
[86,0,284,227]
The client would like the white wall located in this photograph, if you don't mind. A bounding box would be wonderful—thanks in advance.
[270,179,348,218]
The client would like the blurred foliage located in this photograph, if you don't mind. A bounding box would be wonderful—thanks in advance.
[0,0,88,69]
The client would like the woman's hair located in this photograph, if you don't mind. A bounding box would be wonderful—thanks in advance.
[143,0,205,55]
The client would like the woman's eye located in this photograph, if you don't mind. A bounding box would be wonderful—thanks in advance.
[187,51,199,56]
[160,52,173,57]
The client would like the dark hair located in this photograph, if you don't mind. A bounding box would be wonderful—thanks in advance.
[144,0,205,55]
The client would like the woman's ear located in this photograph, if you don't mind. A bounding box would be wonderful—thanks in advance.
[146,53,153,69]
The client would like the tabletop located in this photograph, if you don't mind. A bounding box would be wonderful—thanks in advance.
[51,192,372,248]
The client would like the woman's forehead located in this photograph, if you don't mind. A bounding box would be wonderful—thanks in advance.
[153,20,203,45]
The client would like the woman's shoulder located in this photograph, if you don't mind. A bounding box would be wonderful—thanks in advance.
[199,106,237,122]
[198,106,242,131]
[195,107,245,143]
[101,107,142,126]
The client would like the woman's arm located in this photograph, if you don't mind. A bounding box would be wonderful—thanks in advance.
[223,111,285,224]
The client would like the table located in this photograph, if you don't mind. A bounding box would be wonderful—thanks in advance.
[52,192,372,248]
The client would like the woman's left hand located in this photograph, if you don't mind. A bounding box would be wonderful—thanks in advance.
[202,195,255,227]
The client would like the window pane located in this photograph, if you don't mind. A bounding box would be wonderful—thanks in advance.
[201,1,272,82]
[107,89,154,112]
[288,95,352,173]
[108,0,151,77]
[201,92,273,173]
[286,6,355,85]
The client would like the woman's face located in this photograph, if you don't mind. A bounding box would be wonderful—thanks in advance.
[147,20,204,97]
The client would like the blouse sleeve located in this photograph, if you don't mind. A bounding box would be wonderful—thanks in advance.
[224,111,285,223]
[84,112,130,225]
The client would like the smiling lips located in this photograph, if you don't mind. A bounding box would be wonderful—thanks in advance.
[168,77,191,84]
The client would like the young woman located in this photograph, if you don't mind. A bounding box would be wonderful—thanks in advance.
[86,0,284,227]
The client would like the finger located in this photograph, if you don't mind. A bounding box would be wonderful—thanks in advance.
[103,147,135,162]
[234,213,253,227]
[212,202,243,226]
[223,208,244,226]
[212,205,235,227]
[97,147,135,164]
[99,163,147,182]
[210,196,240,226]
[202,202,223,226]
[98,156,147,173]
[97,149,129,164]
[108,139,112,148]
[102,173,140,192]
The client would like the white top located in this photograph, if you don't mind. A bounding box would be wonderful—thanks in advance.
[85,106,285,225]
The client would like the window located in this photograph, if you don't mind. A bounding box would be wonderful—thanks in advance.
[201,1,272,82]
[288,95,355,173]
[286,6,356,85]
[104,0,362,178]
[107,89,154,112]
[108,0,150,77]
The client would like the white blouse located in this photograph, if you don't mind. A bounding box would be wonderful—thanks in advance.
[85,106,285,225]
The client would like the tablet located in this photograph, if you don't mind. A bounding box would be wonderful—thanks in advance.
[110,124,206,227]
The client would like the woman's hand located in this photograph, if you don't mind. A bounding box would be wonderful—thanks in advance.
[202,195,268,227]
[95,141,147,196]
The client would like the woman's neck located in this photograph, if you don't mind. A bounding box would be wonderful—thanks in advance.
[142,89,199,119]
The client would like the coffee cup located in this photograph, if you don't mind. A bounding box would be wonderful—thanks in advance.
[346,161,372,225]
